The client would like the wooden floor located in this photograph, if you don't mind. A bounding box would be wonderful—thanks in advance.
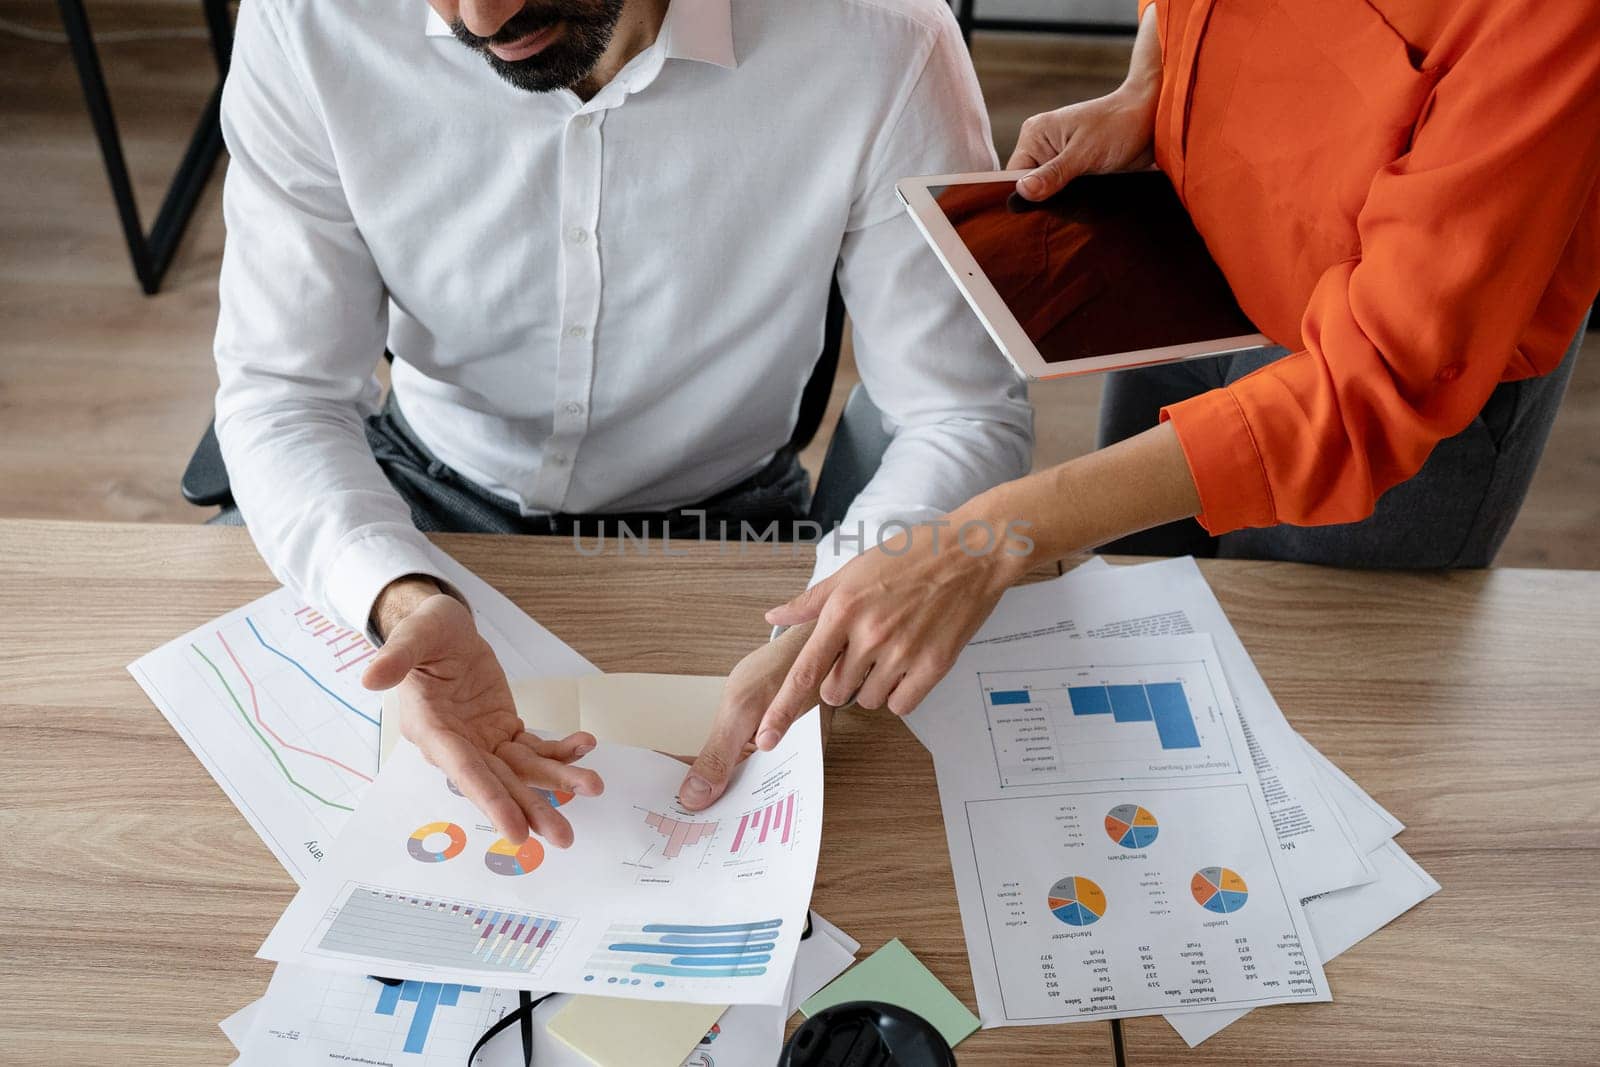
[1,2,1595,566]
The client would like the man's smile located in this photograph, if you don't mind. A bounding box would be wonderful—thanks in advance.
[487,22,566,62]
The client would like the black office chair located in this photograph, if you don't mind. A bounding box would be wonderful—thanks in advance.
[183,278,892,532]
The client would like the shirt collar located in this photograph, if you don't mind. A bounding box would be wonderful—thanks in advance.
[422,0,736,69]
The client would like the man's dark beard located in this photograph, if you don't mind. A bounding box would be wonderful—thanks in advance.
[451,1,626,94]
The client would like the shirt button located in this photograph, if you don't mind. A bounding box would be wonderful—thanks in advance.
[1435,362,1463,383]
[566,324,587,340]
[568,226,589,245]
[574,114,592,129]
[549,451,570,467]
[564,401,585,415]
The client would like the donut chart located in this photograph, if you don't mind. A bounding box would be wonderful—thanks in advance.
[407,821,467,863]
[485,836,546,877]
[1191,866,1249,913]
[1104,804,1160,849]
[1047,876,1107,926]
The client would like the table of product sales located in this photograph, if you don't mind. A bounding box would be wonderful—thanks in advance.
[0,520,1596,1066]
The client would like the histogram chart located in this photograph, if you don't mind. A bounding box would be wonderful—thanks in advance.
[375,979,483,1054]
[315,884,569,977]
[644,811,719,859]
[584,919,783,989]
[241,964,529,1066]
[979,663,1240,786]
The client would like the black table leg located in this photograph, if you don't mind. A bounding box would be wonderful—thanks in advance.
[54,0,234,295]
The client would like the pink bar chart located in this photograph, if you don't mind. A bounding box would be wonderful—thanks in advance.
[729,791,796,854]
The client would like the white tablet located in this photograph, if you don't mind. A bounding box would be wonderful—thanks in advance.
[897,169,1271,380]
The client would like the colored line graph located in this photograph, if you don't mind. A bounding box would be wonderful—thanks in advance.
[373,978,483,1054]
[216,631,374,784]
[246,616,379,727]
[190,642,357,813]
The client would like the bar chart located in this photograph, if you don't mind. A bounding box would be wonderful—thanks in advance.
[729,791,796,855]
[373,978,484,1054]
[643,811,719,859]
[979,663,1239,786]
[584,919,783,988]
[316,884,566,976]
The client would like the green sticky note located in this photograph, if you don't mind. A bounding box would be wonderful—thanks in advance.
[799,938,980,1048]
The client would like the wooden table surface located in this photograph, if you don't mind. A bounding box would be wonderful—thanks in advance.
[1,520,1596,1066]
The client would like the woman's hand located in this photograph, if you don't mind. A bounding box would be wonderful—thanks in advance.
[363,581,604,847]
[1008,5,1163,201]
[1008,86,1159,201]
[749,515,1033,747]
[677,622,825,811]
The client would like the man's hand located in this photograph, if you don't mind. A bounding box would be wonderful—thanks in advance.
[677,622,826,812]
[362,577,603,846]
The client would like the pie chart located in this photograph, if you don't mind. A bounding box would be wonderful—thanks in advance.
[539,789,575,808]
[485,836,546,877]
[407,821,467,863]
[1047,876,1107,927]
[1104,804,1160,849]
[1191,866,1249,913]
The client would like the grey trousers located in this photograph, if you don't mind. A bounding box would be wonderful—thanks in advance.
[215,397,813,538]
[1096,317,1589,568]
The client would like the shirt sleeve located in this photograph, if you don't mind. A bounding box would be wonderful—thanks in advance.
[213,0,450,630]
[816,5,1034,584]
[1163,0,1600,533]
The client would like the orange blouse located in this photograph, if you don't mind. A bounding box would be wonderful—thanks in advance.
[1140,0,1600,533]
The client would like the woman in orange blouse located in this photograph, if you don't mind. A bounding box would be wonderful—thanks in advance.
[733,0,1600,747]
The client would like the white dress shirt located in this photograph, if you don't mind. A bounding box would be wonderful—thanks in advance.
[214,0,1033,632]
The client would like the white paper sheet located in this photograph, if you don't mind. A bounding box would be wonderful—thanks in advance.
[129,545,594,885]
[1301,737,1405,854]
[232,912,856,1066]
[260,714,824,1006]
[959,557,1374,900]
[909,632,1330,1026]
[1165,840,1439,1045]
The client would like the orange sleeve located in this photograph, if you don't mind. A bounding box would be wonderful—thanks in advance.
[1137,0,1156,18]
[1163,1,1600,534]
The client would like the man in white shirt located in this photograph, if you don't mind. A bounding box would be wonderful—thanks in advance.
[215,0,1031,847]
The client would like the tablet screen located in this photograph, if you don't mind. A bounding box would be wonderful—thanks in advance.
[931,171,1258,365]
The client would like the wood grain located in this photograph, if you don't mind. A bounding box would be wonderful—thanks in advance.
[1110,558,1600,1065]
[0,521,1114,1065]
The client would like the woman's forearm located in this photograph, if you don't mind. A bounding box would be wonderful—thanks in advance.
[1122,5,1163,103]
[966,422,1201,574]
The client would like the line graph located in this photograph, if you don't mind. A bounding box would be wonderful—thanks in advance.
[217,631,374,783]
[247,616,379,726]
[191,640,357,813]
[131,586,386,881]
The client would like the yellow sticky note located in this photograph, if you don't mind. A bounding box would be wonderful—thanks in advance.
[546,995,726,1067]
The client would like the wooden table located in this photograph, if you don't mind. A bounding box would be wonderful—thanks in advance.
[1,521,1596,1065]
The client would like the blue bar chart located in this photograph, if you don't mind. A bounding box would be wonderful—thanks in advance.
[979,664,1237,786]
[373,978,484,1054]
[584,919,783,989]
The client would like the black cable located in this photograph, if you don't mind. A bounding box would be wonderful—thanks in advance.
[468,989,555,1066]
